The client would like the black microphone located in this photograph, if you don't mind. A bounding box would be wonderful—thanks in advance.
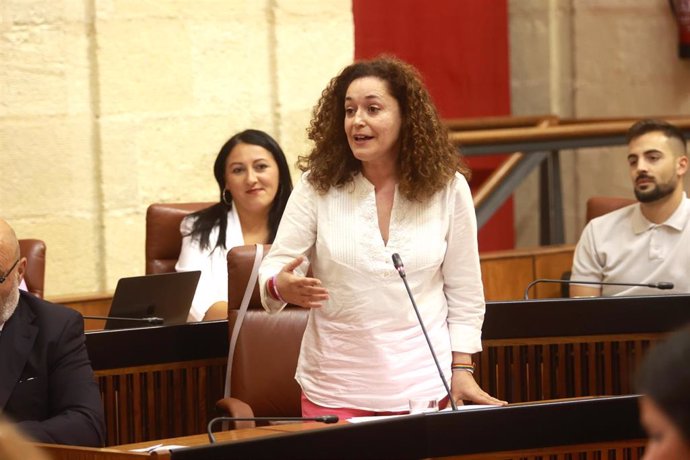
[82,315,165,325]
[391,253,458,411]
[207,415,339,443]
[523,278,675,300]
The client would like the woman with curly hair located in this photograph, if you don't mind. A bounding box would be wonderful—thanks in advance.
[259,56,505,417]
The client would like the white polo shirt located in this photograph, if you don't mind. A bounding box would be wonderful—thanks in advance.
[571,194,690,296]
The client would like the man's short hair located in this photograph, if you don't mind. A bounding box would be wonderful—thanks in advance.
[627,119,687,155]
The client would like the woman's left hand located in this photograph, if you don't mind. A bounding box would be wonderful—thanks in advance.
[450,370,507,407]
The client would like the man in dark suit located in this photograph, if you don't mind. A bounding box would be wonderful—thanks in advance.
[0,218,105,446]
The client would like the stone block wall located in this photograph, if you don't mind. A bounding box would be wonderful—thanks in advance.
[510,0,690,247]
[1,0,353,295]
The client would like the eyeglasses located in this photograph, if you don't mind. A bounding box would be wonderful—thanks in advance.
[0,258,20,284]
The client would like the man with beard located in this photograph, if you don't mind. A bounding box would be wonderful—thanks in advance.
[0,218,105,446]
[570,119,689,297]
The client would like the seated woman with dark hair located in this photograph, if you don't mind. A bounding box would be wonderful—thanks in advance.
[176,129,293,321]
[636,325,690,459]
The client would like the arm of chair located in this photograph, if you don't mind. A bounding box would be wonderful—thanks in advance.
[215,397,256,430]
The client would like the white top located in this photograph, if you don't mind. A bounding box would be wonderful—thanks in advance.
[19,278,27,291]
[259,172,485,411]
[571,193,690,296]
[175,205,244,321]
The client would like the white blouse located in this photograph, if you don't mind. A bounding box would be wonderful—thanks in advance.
[259,172,485,411]
[175,205,244,321]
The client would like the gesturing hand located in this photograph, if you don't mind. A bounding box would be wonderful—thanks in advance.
[274,256,329,308]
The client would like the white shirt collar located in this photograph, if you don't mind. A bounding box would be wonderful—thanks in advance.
[631,192,689,234]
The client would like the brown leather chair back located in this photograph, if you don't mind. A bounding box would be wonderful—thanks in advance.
[18,239,46,298]
[585,196,636,224]
[226,244,307,418]
[145,202,214,274]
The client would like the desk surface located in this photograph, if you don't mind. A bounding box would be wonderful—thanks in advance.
[116,421,343,451]
[104,396,645,460]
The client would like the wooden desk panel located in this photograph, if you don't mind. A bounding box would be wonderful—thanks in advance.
[87,322,229,446]
[37,443,157,460]
[123,396,643,460]
[533,246,575,298]
[478,295,690,402]
[480,244,575,300]
[96,359,226,447]
[480,256,533,301]
[48,292,113,330]
[478,334,658,403]
[85,296,689,447]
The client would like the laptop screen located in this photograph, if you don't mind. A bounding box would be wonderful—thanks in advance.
[105,271,201,329]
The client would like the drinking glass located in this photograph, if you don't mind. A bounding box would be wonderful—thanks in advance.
[408,399,439,414]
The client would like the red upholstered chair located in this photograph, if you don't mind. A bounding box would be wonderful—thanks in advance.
[585,196,636,224]
[145,202,214,274]
[18,239,46,298]
[215,244,308,430]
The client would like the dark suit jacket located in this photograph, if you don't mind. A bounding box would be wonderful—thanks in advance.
[0,291,105,446]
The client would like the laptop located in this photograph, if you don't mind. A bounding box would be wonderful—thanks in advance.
[104,271,201,330]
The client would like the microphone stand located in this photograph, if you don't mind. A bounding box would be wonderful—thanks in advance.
[207,415,339,443]
[392,254,458,411]
[523,278,674,300]
[82,315,165,325]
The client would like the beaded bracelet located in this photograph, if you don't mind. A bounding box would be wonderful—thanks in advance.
[267,275,286,303]
[451,362,475,374]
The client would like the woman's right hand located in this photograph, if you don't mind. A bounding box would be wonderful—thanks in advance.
[274,256,329,308]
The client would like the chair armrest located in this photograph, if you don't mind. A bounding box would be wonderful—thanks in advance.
[215,397,256,430]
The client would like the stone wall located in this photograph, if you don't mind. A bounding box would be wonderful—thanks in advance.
[1,0,353,295]
[510,0,690,247]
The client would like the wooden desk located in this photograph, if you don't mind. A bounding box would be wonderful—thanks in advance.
[479,244,575,300]
[480,294,690,402]
[94,396,645,460]
[86,321,228,446]
[85,295,690,446]
[37,443,156,460]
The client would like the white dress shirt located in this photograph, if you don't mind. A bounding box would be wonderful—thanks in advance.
[572,194,690,296]
[259,172,485,411]
[175,205,244,321]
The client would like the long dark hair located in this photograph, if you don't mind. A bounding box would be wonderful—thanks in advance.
[187,129,293,251]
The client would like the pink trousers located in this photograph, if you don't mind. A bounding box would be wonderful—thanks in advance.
[300,393,450,419]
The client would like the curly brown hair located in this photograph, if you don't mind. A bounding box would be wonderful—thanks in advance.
[298,55,470,202]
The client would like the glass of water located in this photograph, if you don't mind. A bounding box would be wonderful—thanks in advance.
[408,399,439,414]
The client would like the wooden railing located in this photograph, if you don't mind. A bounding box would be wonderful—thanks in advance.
[446,115,690,149]
[445,115,690,243]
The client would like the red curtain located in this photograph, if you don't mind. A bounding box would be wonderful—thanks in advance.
[353,0,513,250]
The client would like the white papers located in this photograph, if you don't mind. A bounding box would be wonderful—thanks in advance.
[347,404,496,424]
[130,444,187,453]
